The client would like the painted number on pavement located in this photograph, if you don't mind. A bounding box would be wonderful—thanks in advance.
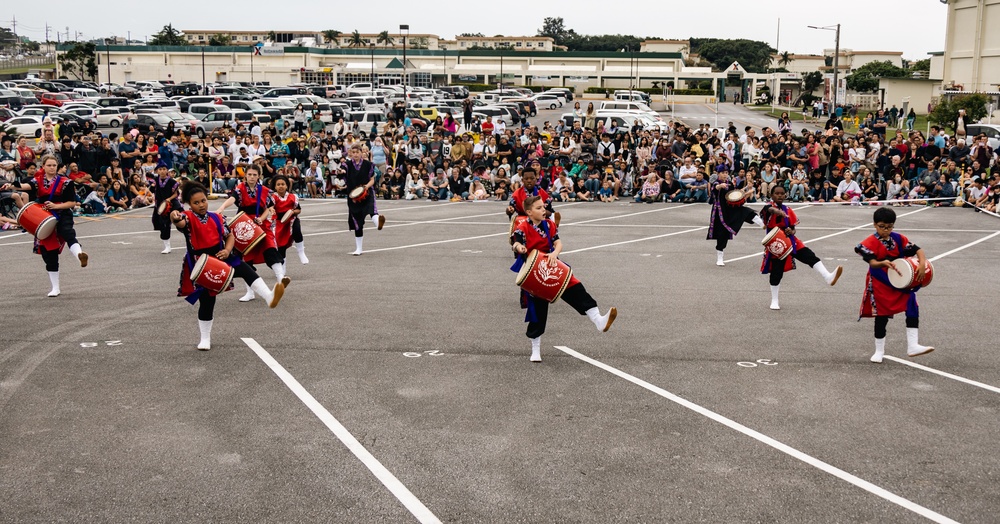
[403,350,444,358]
[80,340,124,348]
[737,359,777,368]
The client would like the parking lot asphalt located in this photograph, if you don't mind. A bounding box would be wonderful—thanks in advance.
[1,200,997,522]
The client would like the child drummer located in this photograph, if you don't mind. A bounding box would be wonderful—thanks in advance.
[507,166,555,221]
[855,207,934,362]
[152,162,181,254]
[2,154,88,297]
[216,164,289,302]
[271,174,309,265]
[510,195,617,362]
[345,143,384,256]
[761,185,843,310]
[173,181,285,350]
[707,167,764,266]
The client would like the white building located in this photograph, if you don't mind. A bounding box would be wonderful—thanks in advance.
[942,0,1000,92]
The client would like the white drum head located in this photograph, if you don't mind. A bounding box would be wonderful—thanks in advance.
[34,217,56,240]
[887,258,915,289]
[515,249,539,286]
[281,210,294,223]
[190,254,209,282]
[761,228,779,246]
[349,187,365,199]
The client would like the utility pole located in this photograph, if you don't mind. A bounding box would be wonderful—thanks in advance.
[10,16,16,53]
[45,23,50,43]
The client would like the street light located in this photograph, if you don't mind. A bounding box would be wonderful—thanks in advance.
[400,24,409,104]
[105,37,112,85]
[808,23,841,116]
[370,43,376,85]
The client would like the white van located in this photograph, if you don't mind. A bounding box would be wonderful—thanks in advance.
[600,100,654,113]
[593,110,669,132]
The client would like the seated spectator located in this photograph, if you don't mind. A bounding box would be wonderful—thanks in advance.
[636,171,661,203]
[552,172,574,202]
[105,179,129,212]
[686,171,709,203]
[660,171,684,203]
[575,178,592,201]
[428,169,449,201]
[788,163,808,202]
[599,179,614,202]
[81,186,107,215]
[304,160,324,198]
[128,174,152,208]
[468,178,489,201]
[834,172,862,203]
[815,180,837,203]
[405,170,426,200]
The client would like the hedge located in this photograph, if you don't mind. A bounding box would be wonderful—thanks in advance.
[453,83,547,93]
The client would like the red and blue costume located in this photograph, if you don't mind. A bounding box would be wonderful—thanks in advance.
[510,218,594,339]
[856,232,921,319]
[231,181,278,267]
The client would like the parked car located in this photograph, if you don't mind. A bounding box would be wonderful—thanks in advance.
[39,92,71,107]
[5,115,44,137]
[325,84,347,98]
[260,87,305,98]
[965,124,1000,151]
[132,113,174,133]
[193,110,251,138]
[94,107,124,127]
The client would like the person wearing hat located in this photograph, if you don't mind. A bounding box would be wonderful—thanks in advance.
[152,160,182,254]
[428,168,449,201]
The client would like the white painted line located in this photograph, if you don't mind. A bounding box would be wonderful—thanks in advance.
[242,338,441,524]
[555,345,959,524]
[301,210,506,239]
[562,227,706,254]
[724,207,930,264]
[0,230,159,247]
[303,201,467,219]
[362,203,692,253]
[884,356,1000,395]
[928,230,1000,262]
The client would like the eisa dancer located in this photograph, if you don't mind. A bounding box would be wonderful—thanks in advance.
[215,165,289,302]
[270,175,309,265]
[760,185,843,310]
[345,143,385,256]
[510,196,617,362]
[173,182,285,350]
[2,154,88,297]
[151,161,181,254]
[706,168,764,266]
[855,207,934,363]
[506,167,554,220]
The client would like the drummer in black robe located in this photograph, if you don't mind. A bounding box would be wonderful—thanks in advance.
[706,166,763,266]
[345,143,385,255]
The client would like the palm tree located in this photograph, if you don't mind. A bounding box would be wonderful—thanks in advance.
[322,29,341,48]
[266,31,277,43]
[349,30,364,48]
[778,51,792,68]
[377,30,394,48]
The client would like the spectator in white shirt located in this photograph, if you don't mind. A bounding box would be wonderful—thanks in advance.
[834,172,863,203]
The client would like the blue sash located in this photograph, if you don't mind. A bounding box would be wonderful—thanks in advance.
[184,213,242,304]
[510,220,556,322]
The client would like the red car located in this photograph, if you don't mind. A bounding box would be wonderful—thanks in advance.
[39,92,71,107]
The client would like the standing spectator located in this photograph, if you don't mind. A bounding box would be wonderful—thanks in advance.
[292,104,307,134]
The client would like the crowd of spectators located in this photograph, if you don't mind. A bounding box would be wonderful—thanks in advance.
[2,100,999,226]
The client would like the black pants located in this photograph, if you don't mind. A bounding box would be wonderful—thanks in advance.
[874,315,918,338]
[716,237,729,251]
[526,283,598,339]
[768,247,821,286]
[41,249,60,272]
[152,209,171,240]
[55,214,78,247]
[198,261,259,321]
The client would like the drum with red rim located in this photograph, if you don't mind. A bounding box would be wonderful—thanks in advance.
[515,249,573,303]
[725,189,747,207]
[888,257,934,289]
[227,211,266,255]
[280,210,295,224]
[761,228,793,260]
[190,254,235,294]
[16,202,57,240]
[349,186,368,203]
[157,200,170,216]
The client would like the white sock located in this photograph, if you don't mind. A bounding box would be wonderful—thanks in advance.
[871,338,885,363]
[47,271,60,297]
[372,214,380,229]
[353,236,363,255]
[69,243,82,257]
[752,215,764,227]
[198,320,213,350]
[530,337,541,362]
[250,277,283,308]
[239,283,256,302]
[273,262,285,282]
[906,327,934,357]
[770,285,780,310]
[585,307,612,332]
[813,261,832,280]
[716,250,725,266]
[295,242,309,264]
[162,239,171,253]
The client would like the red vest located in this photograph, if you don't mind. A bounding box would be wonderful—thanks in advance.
[184,210,225,252]
[273,192,298,248]
[511,186,551,216]
[237,182,271,217]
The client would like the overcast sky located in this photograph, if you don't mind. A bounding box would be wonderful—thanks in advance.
[9,0,946,60]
